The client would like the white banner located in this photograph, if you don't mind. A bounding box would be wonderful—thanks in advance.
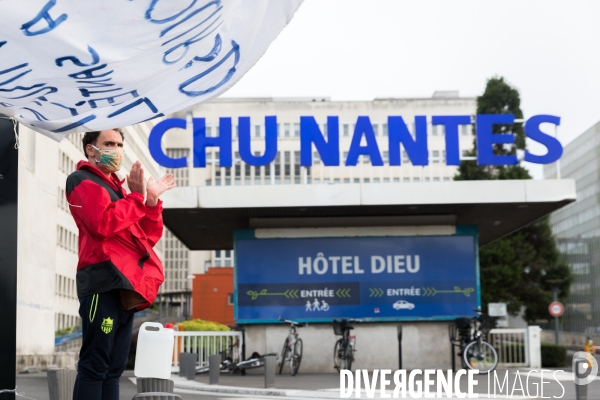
[0,0,302,141]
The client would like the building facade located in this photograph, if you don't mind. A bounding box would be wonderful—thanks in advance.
[151,93,477,275]
[544,120,600,333]
[16,92,476,361]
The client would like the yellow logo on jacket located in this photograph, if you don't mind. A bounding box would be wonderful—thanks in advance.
[101,317,114,334]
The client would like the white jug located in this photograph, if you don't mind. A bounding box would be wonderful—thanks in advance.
[134,322,174,379]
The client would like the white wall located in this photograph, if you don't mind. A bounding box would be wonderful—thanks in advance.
[244,321,453,373]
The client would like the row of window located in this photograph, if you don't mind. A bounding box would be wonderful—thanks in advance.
[560,131,600,168]
[59,150,77,176]
[162,229,190,293]
[207,175,453,186]
[552,204,600,235]
[55,312,81,332]
[57,225,78,254]
[56,274,77,299]
[67,132,85,153]
[204,122,473,138]
[57,187,69,212]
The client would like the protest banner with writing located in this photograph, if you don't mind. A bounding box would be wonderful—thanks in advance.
[0,0,303,140]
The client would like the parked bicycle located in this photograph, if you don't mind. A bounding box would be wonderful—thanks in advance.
[453,308,498,373]
[333,319,359,371]
[278,318,305,376]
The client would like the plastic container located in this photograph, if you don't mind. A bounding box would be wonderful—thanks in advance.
[134,322,174,379]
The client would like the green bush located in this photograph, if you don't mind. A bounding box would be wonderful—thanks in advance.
[541,343,567,367]
[178,319,230,332]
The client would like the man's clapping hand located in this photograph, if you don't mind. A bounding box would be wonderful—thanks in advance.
[126,161,146,196]
[146,173,177,206]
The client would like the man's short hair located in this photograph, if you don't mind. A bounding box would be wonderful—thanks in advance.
[82,129,124,155]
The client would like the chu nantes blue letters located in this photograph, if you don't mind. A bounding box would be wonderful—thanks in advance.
[148,114,562,168]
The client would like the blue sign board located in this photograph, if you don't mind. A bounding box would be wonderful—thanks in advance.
[235,233,479,323]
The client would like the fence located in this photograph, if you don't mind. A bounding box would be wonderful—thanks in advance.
[171,331,244,372]
[488,327,541,368]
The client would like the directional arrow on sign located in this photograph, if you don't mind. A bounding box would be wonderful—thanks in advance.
[336,288,351,298]
[369,288,384,297]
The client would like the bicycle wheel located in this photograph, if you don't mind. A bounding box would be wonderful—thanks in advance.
[462,339,498,373]
[279,338,289,375]
[345,344,353,371]
[290,338,303,376]
[333,339,345,370]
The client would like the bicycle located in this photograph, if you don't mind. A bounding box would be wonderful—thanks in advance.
[454,309,498,373]
[333,319,358,371]
[278,318,305,376]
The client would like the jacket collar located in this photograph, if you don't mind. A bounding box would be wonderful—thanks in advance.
[76,160,125,189]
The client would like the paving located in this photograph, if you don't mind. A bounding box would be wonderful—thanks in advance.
[12,368,600,399]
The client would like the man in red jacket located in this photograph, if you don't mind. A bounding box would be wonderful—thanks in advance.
[66,128,176,400]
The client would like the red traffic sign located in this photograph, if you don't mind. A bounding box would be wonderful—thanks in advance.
[549,301,564,317]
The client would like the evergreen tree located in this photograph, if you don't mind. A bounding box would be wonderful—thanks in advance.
[455,77,572,322]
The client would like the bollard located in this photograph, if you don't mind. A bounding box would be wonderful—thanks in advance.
[208,354,221,385]
[264,355,276,388]
[397,325,403,370]
[183,353,196,381]
[178,353,187,377]
[47,368,77,400]
[574,358,588,400]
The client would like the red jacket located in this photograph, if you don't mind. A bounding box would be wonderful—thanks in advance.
[66,161,164,310]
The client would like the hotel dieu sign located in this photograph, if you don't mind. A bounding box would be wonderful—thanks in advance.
[149,114,562,168]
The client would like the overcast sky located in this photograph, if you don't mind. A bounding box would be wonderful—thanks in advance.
[224,0,600,179]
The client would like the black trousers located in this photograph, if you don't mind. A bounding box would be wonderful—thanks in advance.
[73,290,135,400]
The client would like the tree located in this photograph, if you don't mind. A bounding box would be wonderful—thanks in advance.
[454,76,572,322]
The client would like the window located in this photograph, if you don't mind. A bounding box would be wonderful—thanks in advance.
[403,178,410,182]
[373,124,379,136]
[228,294,234,306]
[433,177,440,182]
[432,150,440,164]
[166,148,190,186]
[163,229,190,292]
[343,124,349,137]
[382,123,388,136]
[402,151,410,164]
[254,125,261,137]
[461,125,468,135]
[344,178,350,183]
[284,123,291,137]
[294,123,300,137]
[431,125,438,135]
[443,177,450,181]
[313,152,321,164]
[353,178,360,183]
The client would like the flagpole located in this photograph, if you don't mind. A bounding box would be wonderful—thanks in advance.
[0,114,18,400]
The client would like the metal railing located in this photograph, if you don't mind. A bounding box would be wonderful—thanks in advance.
[171,331,244,371]
[488,328,529,367]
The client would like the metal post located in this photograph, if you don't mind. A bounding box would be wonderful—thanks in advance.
[574,358,588,400]
[397,325,403,370]
[0,115,18,400]
[553,288,559,345]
